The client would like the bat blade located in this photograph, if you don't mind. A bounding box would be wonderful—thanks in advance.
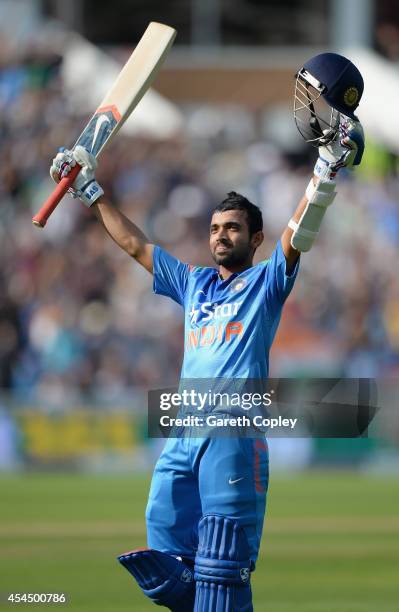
[32,22,176,228]
[75,22,176,156]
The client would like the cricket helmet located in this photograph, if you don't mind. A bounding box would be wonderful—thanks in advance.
[294,52,364,145]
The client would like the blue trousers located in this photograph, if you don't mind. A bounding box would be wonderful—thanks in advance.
[146,436,269,565]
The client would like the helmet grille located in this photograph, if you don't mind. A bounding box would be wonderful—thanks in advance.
[294,72,340,146]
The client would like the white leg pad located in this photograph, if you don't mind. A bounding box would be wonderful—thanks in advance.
[289,178,336,252]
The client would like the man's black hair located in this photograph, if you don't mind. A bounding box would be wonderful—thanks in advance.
[212,191,263,236]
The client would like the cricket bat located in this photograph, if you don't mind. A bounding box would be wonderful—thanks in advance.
[32,22,176,228]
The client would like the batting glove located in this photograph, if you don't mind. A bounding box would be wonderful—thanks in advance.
[314,118,365,180]
[50,145,104,207]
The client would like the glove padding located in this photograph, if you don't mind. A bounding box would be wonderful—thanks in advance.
[314,118,365,180]
[50,145,104,207]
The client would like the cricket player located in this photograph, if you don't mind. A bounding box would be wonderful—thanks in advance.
[50,53,364,611]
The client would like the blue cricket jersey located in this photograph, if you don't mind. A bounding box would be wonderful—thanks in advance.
[153,241,299,379]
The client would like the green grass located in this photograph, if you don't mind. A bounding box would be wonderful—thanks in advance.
[1,471,398,611]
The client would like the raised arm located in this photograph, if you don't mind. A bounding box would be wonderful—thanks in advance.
[93,198,153,273]
[281,118,364,273]
[50,146,154,273]
[280,187,311,274]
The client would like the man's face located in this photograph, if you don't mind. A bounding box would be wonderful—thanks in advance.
[209,209,261,267]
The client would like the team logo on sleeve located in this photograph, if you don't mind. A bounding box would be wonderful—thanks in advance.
[230,278,247,293]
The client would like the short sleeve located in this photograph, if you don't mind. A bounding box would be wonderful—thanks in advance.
[264,240,299,318]
[153,245,189,306]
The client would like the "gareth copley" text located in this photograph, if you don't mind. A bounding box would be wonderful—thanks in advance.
[160,415,298,429]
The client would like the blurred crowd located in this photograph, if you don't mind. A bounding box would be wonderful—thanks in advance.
[1,33,399,406]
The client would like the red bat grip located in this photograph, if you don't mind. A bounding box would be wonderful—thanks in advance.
[32,163,82,228]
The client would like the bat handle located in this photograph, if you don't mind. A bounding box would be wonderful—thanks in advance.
[32,163,82,228]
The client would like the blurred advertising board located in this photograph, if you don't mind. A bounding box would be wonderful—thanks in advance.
[0,396,149,471]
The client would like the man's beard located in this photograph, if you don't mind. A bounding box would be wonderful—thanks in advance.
[211,243,252,267]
